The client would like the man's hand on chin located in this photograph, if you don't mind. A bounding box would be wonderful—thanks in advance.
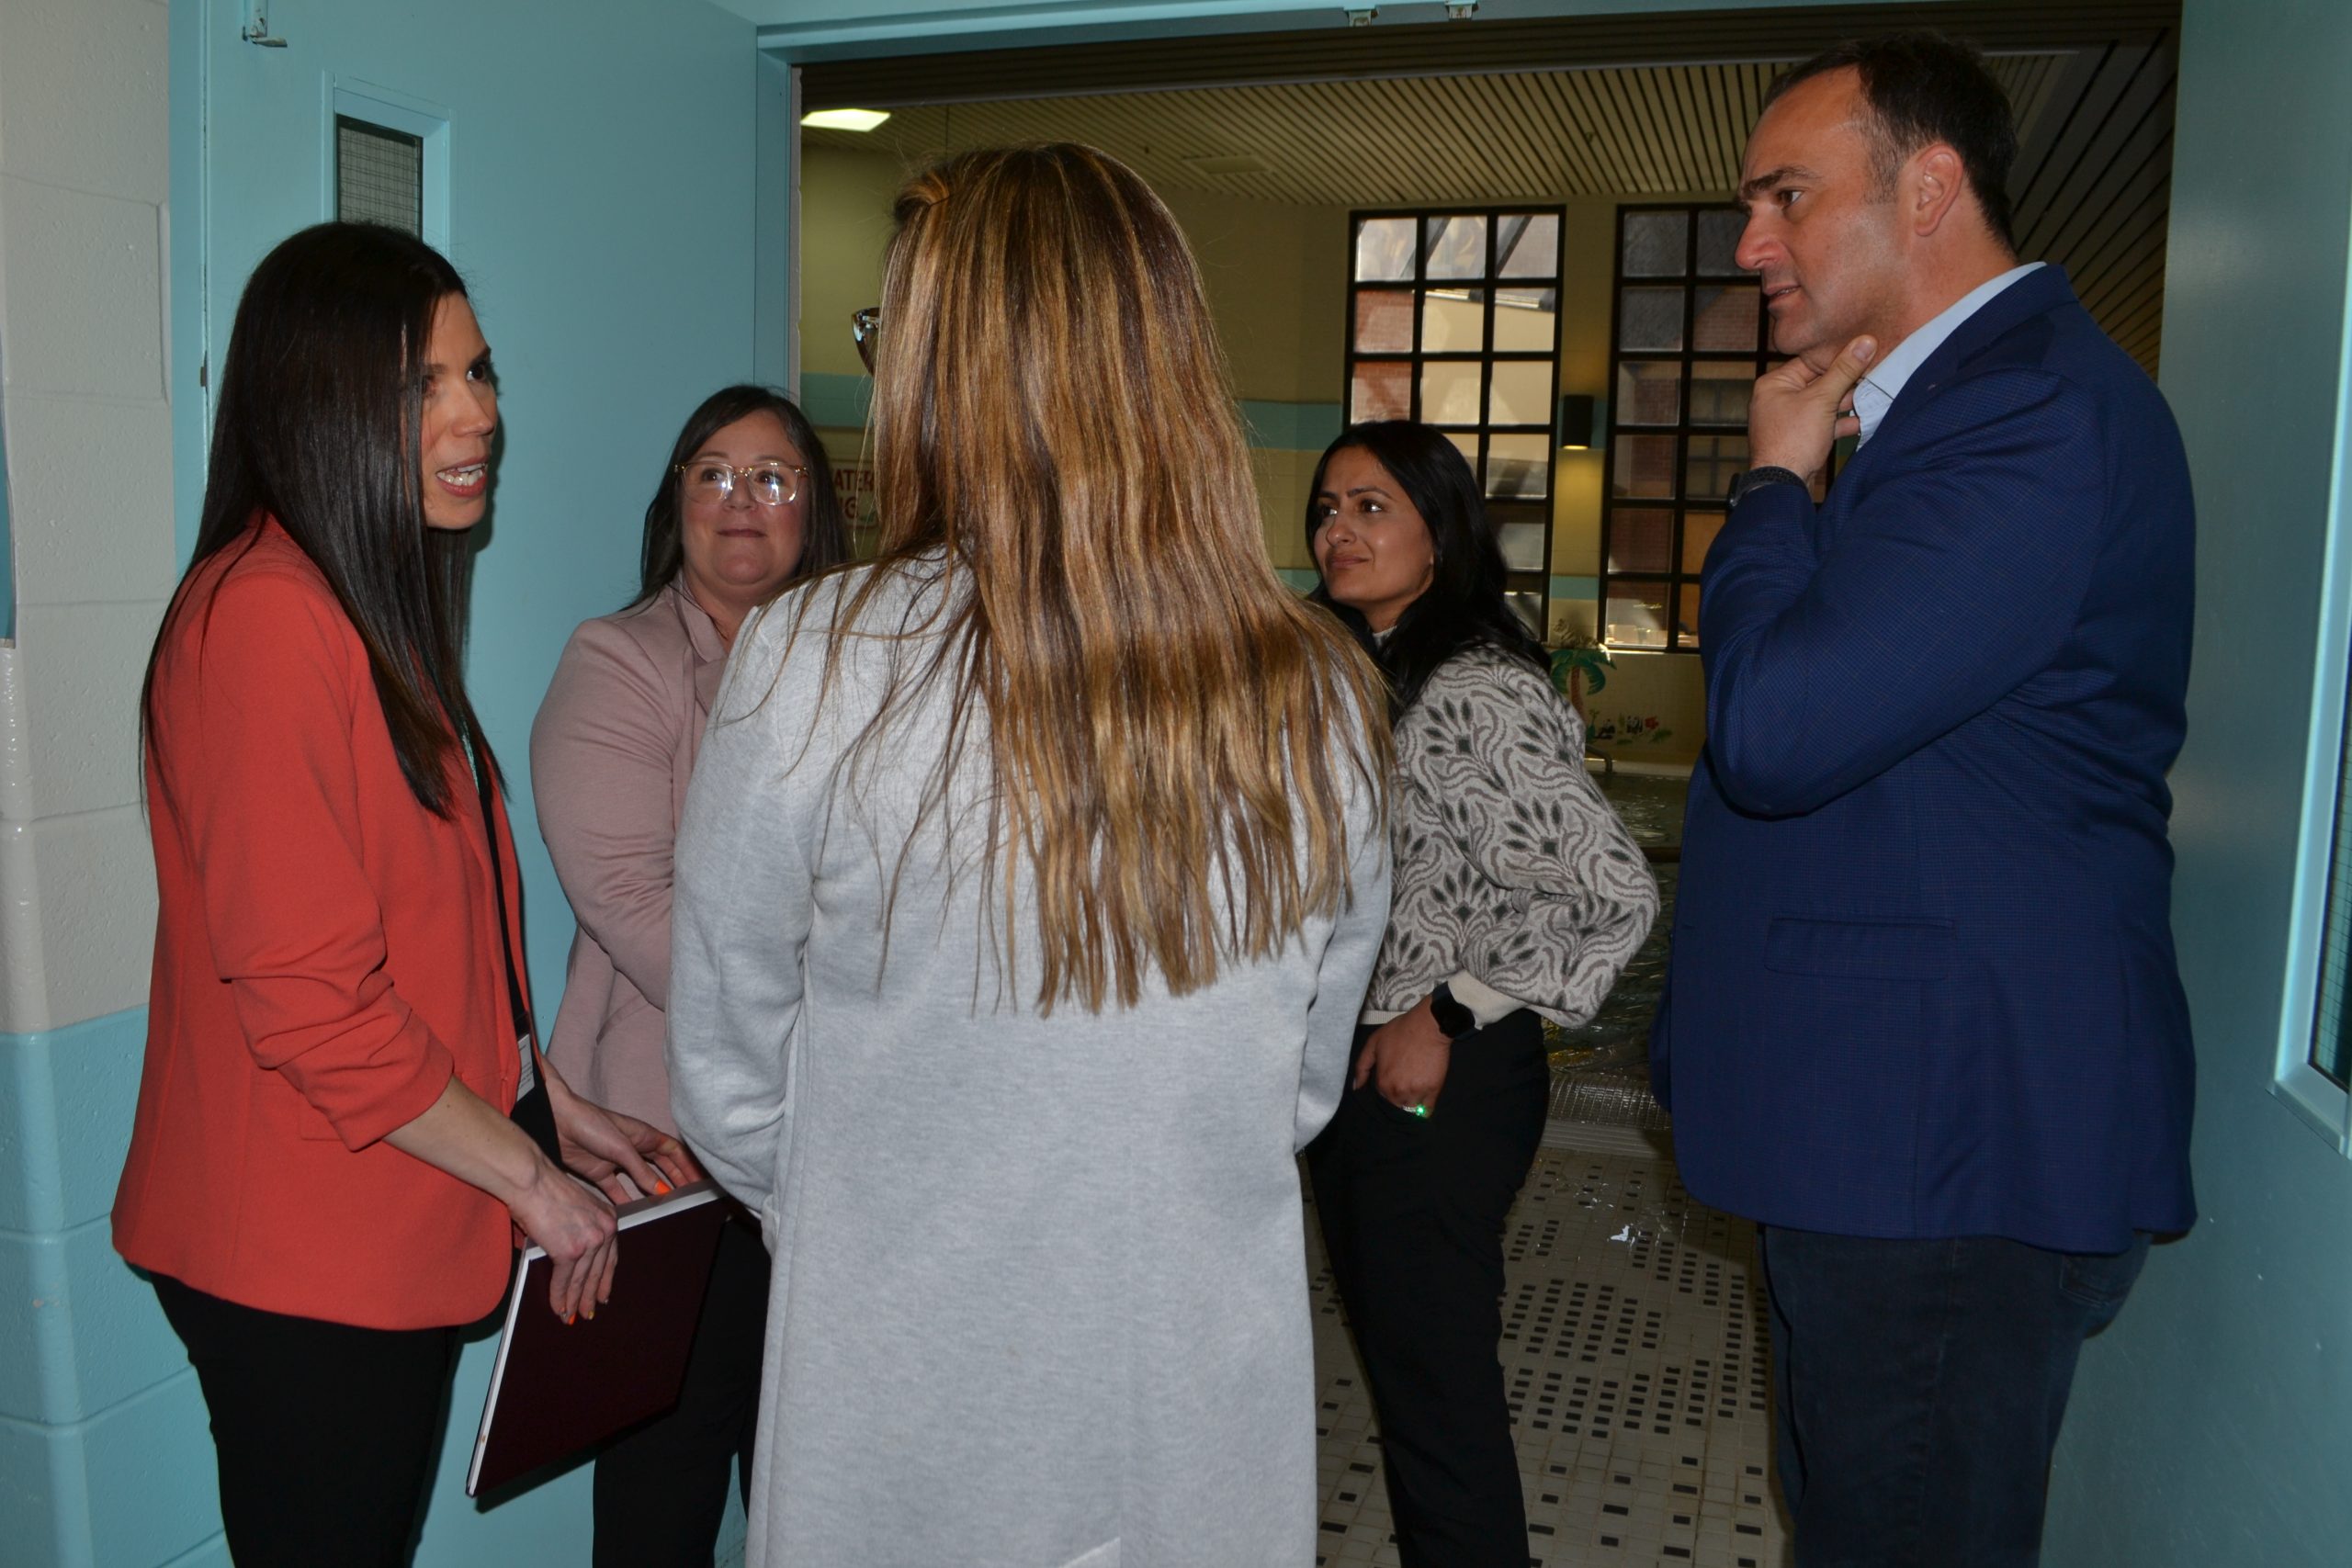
[1748,334,1878,486]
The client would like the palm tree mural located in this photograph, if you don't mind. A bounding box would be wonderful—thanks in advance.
[1549,633,1613,720]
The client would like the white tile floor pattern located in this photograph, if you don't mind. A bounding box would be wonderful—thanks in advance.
[1307,1109,1792,1568]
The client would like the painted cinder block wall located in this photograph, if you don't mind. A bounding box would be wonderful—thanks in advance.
[0,3,214,1565]
[3,0,766,1562]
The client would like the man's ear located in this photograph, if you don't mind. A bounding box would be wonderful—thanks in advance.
[1909,143,1969,237]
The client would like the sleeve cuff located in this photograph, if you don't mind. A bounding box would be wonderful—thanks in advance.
[317,1032,460,1152]
[1447,971,1526,1029]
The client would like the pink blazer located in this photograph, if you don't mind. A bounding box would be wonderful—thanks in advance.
[530,583,725,1136]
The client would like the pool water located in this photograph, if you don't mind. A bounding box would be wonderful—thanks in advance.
[1548,771,1685,1073]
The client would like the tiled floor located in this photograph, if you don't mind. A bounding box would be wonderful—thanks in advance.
[1308,1101,1791,1568]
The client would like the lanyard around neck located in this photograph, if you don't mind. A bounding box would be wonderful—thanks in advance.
[469,738,537,1047]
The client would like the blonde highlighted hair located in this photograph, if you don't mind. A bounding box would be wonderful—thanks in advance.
[814,143,1387,1013]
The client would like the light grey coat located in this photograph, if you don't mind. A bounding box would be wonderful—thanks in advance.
[667,559,1390,1568]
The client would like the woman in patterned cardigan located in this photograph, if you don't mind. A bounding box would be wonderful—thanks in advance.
[1304,420,1659,1568]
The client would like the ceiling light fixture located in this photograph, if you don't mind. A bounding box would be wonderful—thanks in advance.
[801,108,891,133]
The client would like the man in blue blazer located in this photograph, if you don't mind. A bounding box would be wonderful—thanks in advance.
[1652,33,2196,1565]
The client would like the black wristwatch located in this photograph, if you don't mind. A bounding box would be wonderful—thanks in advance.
[1428,981,1477,1042]
[1725,465,1808,509]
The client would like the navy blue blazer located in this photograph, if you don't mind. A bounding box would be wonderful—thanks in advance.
[1651,265,2196,1254]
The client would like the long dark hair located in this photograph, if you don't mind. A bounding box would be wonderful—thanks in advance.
[1305,420,1546,716]
[631,385,848,608]
[143,221,487,816]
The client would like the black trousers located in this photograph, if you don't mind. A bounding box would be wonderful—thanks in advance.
[1759,1226,2150,1568]
[153,1273,459,1568]
[592,1205,772,1566]
[1306,1010,1550,1568]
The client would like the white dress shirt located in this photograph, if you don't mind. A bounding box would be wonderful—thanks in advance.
[1851,262,2044,447]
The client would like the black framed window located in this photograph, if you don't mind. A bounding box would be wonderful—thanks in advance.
[1345,208,1565,635]
[1599,204,1830,653]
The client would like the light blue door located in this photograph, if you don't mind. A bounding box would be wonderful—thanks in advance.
[174,3,762,1562]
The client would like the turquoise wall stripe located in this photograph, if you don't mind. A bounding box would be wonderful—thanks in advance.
[800,378,1350,459]
[800,369,870,429]
[1275,567,1318,593]
[0,1370,223,1568]
[1239,400,1343,452]
[0,1010,148,1237]
[0,1010,186,1436]
[0,1089,221,1568]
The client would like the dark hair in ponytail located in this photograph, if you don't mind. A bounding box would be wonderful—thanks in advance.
[143,220,489,815]
[1305,420,1546,716]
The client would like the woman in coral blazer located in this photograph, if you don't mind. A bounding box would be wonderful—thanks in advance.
[112,222,694,1568]
[531,384,846,1562]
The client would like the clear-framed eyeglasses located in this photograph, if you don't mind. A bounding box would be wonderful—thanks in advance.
[852,306,880,373]
[675,461,808,508]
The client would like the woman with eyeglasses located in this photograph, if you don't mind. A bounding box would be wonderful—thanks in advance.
[113,222,697,1568]
[530,384,848,1563]
[665,145,1392,1567]
[1302,420,1657,1568]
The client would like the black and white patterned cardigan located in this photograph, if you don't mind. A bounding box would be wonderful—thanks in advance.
[1363,645,1659,1029]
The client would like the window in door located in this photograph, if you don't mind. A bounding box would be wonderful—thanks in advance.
[335,115,424,235]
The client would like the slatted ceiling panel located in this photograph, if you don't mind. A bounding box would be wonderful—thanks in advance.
[2096,280,2161,355]
[2013,43,2172,253]
[2003,31,2177,372]
[807,38,2177,374]
[799,0,2178,110]
[2085,197,2172,313]
[1996,53,2068,146]
[809,58,2084,205]
[2044,128,2169,275]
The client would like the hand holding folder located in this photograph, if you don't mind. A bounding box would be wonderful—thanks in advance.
[468,1179,731,1495]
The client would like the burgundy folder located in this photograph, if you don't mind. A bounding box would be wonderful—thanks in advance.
[466,1179,730,1495]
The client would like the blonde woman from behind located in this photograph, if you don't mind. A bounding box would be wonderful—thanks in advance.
[667,144,1393,1568]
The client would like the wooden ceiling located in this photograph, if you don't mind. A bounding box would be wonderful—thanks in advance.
[804,1,2178,373]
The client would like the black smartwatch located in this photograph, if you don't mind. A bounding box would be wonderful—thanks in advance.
[1428,981,1477,1042]
[1725,465,1808,509]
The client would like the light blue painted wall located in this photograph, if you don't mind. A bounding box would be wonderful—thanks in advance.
[753,51,797,389]
[2041,0,2352,1561]
[16,3,769,1565]
[181,0,764,1069]
[1241,400,1343,453]
[0,403,14,642]
[800,368,867,429]
[0,1010,218,1568]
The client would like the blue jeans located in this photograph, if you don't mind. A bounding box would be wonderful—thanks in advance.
[1758,1227,2151,1568]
